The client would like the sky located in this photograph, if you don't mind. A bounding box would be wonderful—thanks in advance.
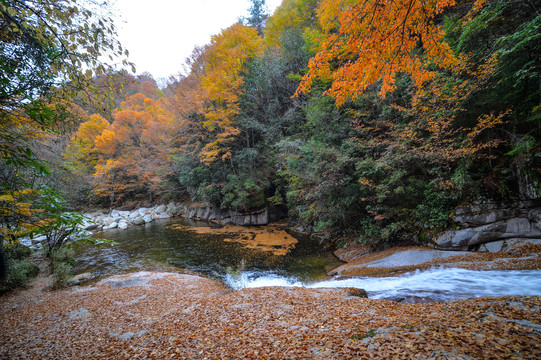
[113,0,283,83]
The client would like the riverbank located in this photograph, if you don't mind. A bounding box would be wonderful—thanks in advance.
[1,271,540,359]
[330,240,541,277]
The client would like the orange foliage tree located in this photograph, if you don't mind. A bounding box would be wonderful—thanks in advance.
[64,114,109,175]
[295,0,491,104]
[92,92,174,204]
[199,23,262,165]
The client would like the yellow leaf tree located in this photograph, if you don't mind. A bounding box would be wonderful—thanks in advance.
[199,23,262,164]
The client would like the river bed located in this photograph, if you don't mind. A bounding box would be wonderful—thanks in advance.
[74,217,541,302]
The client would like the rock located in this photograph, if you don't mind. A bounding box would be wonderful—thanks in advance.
[478,240,506,252]
[118,221,129,230]
[156,213,171,219]
[102,216,115,226]
[166,202,176,212]
[129,211,139,219]
[362,249,469,268]
[436,215,541,250]
[82,220,98,231]
[138,208,148,215]
[506,238,541,250]
[505,218,531,234]
[345,288,368,298]
[155,205,167,214]
[31,235,47,244]
[107,222,118,229]
[310,232,332,244]
[143,214,153,223]
[67,272,94,286]
[117,332,135,341]
[169,206,184,216]
[133,216,145,226]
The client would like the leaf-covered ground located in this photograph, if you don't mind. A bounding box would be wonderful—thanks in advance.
[330,243,541,277]
[1,271,539,359]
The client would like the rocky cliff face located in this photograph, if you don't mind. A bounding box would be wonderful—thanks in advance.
[436,200,541,251]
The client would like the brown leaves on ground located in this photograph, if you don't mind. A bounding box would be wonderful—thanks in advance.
[331,244,541,277]
[1,271,539,359]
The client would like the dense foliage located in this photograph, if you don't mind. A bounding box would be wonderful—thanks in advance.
[0,0,129,287]
[4,0,540,250]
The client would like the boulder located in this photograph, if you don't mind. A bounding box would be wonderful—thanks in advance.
[156,213,171,219]
[169,206,184,217]
[118,221,129,230]
[155,205,167,214]
[133,216,145,226]
[107,222,118,229]
[102,216,115,226]
[129,211,139,219]
[67,272,94,286]
[138,208,148,215]
[436,217,541,250]
[143,214,153,223]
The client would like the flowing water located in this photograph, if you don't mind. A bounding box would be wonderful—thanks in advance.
[74,217,541,302]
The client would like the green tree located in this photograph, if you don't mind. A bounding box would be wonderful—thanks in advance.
[241,0,268,36]
[1,0,129,264]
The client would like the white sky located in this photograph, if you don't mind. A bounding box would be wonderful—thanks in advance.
[113,0,283,82]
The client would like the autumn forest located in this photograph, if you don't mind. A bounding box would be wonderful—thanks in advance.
[1,0,540,255]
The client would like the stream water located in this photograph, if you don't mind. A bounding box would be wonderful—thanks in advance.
[74,217,541,302]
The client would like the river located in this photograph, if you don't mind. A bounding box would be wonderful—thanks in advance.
[74,217,541,302]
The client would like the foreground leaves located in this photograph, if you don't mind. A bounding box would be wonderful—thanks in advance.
[1,272,539,359]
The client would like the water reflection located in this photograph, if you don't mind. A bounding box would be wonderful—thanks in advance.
[73,217,343,283]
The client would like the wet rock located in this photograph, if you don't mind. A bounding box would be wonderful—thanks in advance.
[133,216,145,226]
[345,288,368,298]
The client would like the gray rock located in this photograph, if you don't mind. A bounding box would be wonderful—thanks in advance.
[363,249,469,268]
[155,205,167,214]
[138,208,148,215]
[102,216,115,226]
[69,308,90,320]
[143,214,153,223]
[82,220,98,230]
[118,221,129,230]
[132,216,145,226]
[505,218,531,234]
[107,221,118,229]
[156,213,171,219]
[479,240,506,252]
[506,238,541,249]
[129,211,139,219]
[68,272,94,286]
[169,206,184,216]
[31,235,47,244]
[437,213,541,250]
[117,332,135,341]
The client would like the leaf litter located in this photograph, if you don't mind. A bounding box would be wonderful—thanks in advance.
[1,271,539,359]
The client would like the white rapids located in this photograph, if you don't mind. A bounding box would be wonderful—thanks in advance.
[225,267,541,302]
